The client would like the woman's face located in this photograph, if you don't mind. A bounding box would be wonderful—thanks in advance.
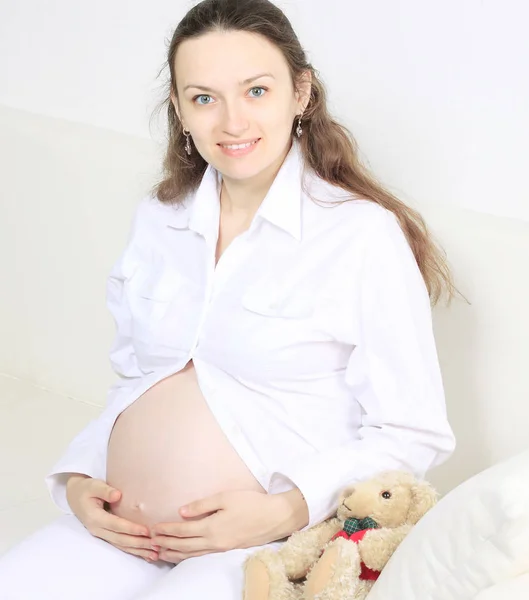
[172,30,310,181]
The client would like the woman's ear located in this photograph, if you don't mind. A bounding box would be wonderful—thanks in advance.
[296,70,312,114]
[170,89,182,122]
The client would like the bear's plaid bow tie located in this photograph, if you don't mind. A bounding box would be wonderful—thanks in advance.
[342,517,379,535]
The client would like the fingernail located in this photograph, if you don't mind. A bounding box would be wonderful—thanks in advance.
[151,545,161,551]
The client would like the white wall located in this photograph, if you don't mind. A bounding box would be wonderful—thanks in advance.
[1,0,528,493]
[0,105,162,403]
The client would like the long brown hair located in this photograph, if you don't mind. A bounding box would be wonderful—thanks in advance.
[150,0,460,306]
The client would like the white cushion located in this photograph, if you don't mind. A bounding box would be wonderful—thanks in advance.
[475,572,529,600]
[367,450,529,599]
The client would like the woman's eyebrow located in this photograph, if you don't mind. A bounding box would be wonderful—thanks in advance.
[184,72,275,93]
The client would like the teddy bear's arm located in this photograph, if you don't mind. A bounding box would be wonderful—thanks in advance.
[278,518,342,580]
[359,524,413,572]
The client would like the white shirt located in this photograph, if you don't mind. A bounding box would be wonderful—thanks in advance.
[45,140,455,528]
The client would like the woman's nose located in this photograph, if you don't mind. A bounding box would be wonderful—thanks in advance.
[221,104,250,134]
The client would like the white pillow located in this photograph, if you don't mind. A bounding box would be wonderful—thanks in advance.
[367,449,529,600]
[475,572,529,600]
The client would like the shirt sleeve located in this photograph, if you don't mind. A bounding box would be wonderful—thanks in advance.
[268,208,456,529]
[44,200,148,513]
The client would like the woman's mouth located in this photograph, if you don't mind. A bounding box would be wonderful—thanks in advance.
[218,138,261,157]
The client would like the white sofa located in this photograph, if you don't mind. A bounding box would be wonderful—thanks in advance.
[1,103,528,596]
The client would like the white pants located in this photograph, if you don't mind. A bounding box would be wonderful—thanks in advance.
[0,515,281,599]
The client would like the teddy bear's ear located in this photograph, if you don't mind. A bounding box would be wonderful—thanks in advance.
[407,479,439,524]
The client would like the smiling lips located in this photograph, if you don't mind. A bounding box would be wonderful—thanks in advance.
[218,138,261,156]
[218,139,260,149]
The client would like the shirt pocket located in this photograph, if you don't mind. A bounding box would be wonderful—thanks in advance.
[124,265,200,369]
[241,276,317,319]
[126,266,186,315]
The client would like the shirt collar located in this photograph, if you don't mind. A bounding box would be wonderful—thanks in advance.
[164,164,221,246]
[166,139,305,242]
[252,139,304,241]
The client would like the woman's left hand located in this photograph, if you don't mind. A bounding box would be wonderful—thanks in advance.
[149,489,308,563]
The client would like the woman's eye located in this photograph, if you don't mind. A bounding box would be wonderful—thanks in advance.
[193,87,267,105]
[249,86,267,98]
[194,95,213,105]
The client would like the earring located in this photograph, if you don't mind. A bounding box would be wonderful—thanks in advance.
[183,128,192,155]
[296,114,303,138]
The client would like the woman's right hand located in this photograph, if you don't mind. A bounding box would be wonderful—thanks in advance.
[66,474,159,562]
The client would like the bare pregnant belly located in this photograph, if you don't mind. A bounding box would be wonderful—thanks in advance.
[106,361,265,528]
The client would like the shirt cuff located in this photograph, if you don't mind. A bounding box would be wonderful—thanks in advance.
[44,413,115,513]
[268,428,454,530]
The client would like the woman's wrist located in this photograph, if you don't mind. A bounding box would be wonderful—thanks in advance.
[65,473,90,493]
[272,488,309,539]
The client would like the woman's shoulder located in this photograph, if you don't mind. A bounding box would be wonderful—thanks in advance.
[131,192,191,232]
[302,173,397,236]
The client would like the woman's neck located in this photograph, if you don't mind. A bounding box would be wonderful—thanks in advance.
[218,141,292,222]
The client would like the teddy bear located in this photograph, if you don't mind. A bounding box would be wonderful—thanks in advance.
[243,470,438,600]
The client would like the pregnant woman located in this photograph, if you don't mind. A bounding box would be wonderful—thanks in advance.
[0,0,457,598]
